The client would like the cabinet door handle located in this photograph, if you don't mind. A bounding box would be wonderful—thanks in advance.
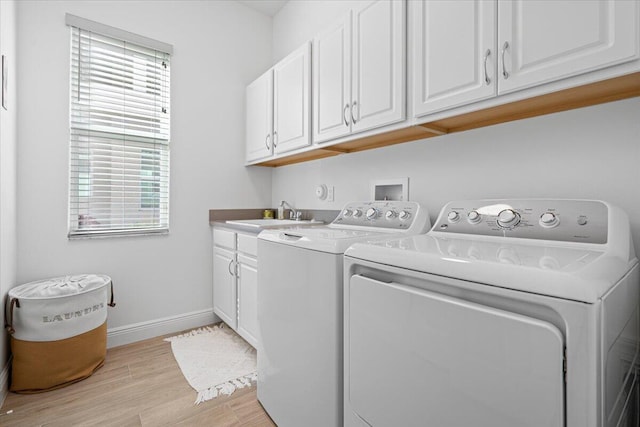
[228,259,235,276]
[351,101,357,124]
[343,103,350,127]
[483,49,491,85]
[501,41,510,79]
[273,130,278,147]
[265,134,271,150]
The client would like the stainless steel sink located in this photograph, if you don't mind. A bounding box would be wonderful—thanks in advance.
[225,219,323,229]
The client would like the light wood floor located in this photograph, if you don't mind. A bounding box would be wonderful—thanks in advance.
[0,326,275,426]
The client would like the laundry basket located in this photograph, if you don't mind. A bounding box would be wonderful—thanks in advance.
[5,274,115,393]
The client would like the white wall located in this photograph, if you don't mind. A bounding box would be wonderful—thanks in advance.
[0,0,18,394]
[271,1,640,252]
[16,1,273,339]
[272,0,364,62]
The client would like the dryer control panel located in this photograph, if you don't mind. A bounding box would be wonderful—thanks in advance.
[433,199,608,244]
[333,201,429,233]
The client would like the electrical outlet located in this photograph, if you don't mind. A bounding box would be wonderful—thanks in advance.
[327,186,335,202]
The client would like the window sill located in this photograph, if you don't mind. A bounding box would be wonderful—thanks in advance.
[68,229,169,240]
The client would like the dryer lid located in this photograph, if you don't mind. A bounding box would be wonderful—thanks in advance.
[345,234,635,303]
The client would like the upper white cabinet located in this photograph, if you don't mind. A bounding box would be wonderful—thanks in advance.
[313,0,405,144]
[245,70,273,162]
[413,0,639,118]
[273,43,312,154]
[413,0,497,116]
[498,0,639,94]
[245,0,638,167]
[313,14,352,143]
[246,43,311,162]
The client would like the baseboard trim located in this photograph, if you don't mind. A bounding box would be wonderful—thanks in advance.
[0,357,10,408]
[107,309,218,348]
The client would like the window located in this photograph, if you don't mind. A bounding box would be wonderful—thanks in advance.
[67,15,172,237]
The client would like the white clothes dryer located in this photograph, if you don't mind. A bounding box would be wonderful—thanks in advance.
[344,199,639,427]
[257,201,430,427]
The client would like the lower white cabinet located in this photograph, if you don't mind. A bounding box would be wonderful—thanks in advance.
[237,254,259,348]
[212,227,260,348]
[213,246,237,329]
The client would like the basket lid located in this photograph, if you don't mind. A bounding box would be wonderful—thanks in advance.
[9,274,111,299]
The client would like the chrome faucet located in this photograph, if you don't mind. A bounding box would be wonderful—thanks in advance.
[280,200,301,220]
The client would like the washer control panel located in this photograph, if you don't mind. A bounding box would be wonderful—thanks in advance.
[334,201,421,230]
[433,199,608,244]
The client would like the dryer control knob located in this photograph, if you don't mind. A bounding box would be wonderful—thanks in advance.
[398,211,411,221]
[467,210,481,224]
[343,209,353,217]
[352,209,363,218]
[365,208,379,220]
[385,210,397,220]
[447,211,460,223]
[539,212,559,228]
[497,209,520,228]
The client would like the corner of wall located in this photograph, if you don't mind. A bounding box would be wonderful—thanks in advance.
[0,0,19,397]
[0,357,10,408]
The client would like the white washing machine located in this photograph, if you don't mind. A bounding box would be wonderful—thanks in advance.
[344,199,639,427]
[257,201,431,427]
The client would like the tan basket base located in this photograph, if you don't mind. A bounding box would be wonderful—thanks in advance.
[10,322,107,393]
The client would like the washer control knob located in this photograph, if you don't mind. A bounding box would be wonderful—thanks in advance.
[467,210,481,224]
[447,211,460,223]
[343,209,353,217]
[497,209,520,228]
[539,212,559,228]
[352,209,363,218]
[385,210,397,220]
[365,208,379,220]
[577,217,587,226]
[398,211,411,221]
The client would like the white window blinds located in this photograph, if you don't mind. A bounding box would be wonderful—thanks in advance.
[68,20,170,238]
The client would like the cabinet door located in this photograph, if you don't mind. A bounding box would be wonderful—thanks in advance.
[351,0,405,133]
[313,13,352,144]
[273,43,311,154]
[413,0,497,118]
[237,255,259,349]
[498,0,640,94]
[213,247,237,329]
[246,69,273,162]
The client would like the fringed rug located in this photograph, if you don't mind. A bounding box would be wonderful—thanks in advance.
[164,324,257,404]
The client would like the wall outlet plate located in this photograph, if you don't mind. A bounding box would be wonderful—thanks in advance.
[327,186,335,202]
[327,185,335,202]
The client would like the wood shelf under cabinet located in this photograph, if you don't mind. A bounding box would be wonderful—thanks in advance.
[252,72,640,168]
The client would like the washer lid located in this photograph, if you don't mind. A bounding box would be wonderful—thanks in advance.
[345,234,635,303]
[258,225,397,254]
